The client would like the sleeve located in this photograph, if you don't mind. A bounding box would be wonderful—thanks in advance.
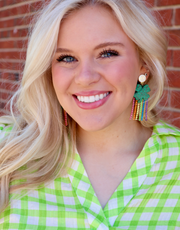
[0,124,13,141]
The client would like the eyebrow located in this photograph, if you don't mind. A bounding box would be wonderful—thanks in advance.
[94,42,124,50]
[56,48,72,53]
[56,42,124,53]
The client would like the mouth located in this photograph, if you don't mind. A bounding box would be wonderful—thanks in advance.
[74,92,111,103]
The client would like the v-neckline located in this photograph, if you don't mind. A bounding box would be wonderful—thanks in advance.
[68,128,159,228]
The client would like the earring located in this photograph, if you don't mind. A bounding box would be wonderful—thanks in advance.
[63,109,68,126]
[130,73,150,121]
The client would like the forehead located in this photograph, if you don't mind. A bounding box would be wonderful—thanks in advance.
[59,5,121,36]
[57,4,136,51]
[62,4,117,25]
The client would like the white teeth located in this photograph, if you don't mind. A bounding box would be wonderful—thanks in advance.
[84,96,89,103]
[95,95,99,101]
[77,92,110,103]
[89,96,95,102]
[100,94,103,99]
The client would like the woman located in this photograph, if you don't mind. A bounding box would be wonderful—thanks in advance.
[0,0,180,229]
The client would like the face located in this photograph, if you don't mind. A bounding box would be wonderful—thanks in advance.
[52,5,146,131]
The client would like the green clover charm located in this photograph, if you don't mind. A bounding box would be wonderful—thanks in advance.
[134,84,150,103]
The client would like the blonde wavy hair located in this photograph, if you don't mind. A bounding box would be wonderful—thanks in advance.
[0,0,167,212]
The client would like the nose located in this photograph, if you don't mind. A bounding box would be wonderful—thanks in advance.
[74,59,101,86]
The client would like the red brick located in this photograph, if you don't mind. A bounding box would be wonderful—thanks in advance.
[15,15,33,27]
[0,30,10,38]
[0,80,17,91]
[170,111,180,128]
[154,9,173,26]
[0,8,19,18]
[0,62,13,70]
[144,0,155,7]
[159,109,172,122]
[0,102,6,110]
[159,110,180,128]
[0,19,14,28]
[175,8,180,26]
[25,15,34,25]
[0,111,5,116]
[168,70,180,87]
[167,50,173,66]
[10,28,29,38]
[18,4,31,14]
[12,63,23,72]
[0,10,10,18]
[10,7,20,16]
[166,30,180,46]
[0,51,26,60]
[12,0,25,3]
[171,90,180,109]
[14,39,28,49]
[30,1,45,12]
[158,90,170,107]
[0,40,14,49]
[18,28,29,37]
[7,73,18,81]
[2,0,13,6]
[0,92,11,101]
[5,30,14,38]
[14,18,26,27]
[157,0,180,6]
[0,62,22,72]
[0,72,20,81]
[0,4,31,18]
[1,72,9,80]
[173,50,180,67]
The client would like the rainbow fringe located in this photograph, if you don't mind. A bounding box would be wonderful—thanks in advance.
[130,98,148,121]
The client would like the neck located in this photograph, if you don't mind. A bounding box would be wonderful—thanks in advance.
[76,119,152,158]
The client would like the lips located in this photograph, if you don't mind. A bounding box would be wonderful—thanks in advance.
[73,91,111,109]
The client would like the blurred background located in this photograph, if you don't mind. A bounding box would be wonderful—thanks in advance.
[0,0,180,126]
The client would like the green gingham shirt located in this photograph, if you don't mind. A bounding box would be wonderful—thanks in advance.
[0,122,180,229]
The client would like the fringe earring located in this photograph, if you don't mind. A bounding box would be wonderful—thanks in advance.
[130,73,150,121]
[63,109,68,126]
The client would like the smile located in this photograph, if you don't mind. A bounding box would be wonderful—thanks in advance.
[77,92,110,103]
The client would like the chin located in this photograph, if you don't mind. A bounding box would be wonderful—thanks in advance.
[76,119,112,132]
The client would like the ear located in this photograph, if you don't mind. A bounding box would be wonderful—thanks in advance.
[139,64,150,80]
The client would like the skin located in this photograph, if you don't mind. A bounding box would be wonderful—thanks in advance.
[52,5,152,208]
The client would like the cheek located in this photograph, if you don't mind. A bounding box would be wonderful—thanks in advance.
[51,65,71,95]
[105,58,139,85]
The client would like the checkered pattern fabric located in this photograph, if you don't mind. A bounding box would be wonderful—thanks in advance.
[0,122,180,229]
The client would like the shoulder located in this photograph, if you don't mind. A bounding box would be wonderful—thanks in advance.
[153,121,180,140]
[151,121,180,152]
[153,121,180,136]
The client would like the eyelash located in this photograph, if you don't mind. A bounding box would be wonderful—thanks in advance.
[99,49,119,58]
[56,54,76,63]
[56,49,119,63]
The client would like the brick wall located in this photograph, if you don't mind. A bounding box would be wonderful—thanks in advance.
[0,0,43,114]
[149,0,180,128]
[0,0,180,126]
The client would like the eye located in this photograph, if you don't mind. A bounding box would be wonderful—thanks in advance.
[99,49,119,58]
[57,55,77,63]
